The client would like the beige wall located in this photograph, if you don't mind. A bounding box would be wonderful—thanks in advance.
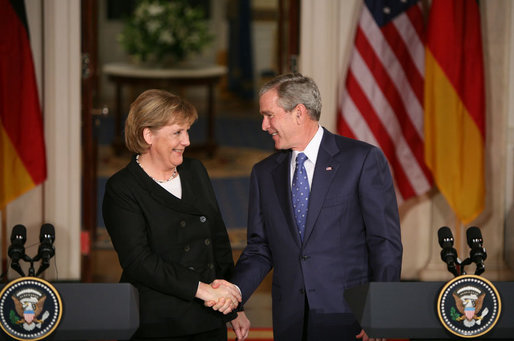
[2,0,513,281]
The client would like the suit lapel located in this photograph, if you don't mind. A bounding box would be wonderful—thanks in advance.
[303,130,340,244]
[271,151,302,246]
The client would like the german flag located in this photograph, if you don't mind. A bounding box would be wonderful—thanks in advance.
[424,0,485,224]
[0,0,47,208]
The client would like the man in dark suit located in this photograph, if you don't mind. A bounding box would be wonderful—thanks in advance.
[228,73,403,341]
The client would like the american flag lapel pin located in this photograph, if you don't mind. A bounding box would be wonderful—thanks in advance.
[326,166,333,171]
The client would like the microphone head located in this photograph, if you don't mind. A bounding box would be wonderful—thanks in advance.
[438,226,454,248]
[10,224,27,244]
[40,223,55,243]
[466,226,483,248]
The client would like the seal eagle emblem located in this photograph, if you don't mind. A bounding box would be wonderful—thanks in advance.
[11,291,48,329]
[452,286,487,327]
[0,277,62,341]
[438,275,501,338]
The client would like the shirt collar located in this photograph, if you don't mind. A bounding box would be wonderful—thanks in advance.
[291,125,323,166]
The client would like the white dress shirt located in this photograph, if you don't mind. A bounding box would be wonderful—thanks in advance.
[290,125,324,190]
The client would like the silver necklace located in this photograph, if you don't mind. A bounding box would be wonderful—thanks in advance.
[136,154,177,183]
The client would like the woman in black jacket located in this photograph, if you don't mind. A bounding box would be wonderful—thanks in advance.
[102,89,249,341]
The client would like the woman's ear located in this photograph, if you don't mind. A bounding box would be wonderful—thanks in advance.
[143,127,153,145]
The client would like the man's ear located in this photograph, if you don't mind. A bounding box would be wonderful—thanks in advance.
[295,104,308,123]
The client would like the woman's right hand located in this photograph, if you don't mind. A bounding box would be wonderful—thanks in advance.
[195,280,241,314]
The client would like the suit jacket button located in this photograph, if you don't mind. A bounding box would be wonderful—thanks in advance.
[299,288,305,294]
[208,263,214,270]
[188,266,195,271]
[200,216,207,223]
[180,220,187,228]
[204,238,211,246]
[184,245,190,252]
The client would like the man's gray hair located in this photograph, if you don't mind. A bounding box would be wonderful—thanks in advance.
[259,73,322,121]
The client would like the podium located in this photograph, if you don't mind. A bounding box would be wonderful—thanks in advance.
[344,282,514,340]
[0,283,139,340]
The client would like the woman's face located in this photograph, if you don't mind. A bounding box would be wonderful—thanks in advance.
[145,121,191,170]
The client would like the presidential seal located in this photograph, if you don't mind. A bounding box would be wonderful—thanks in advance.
[437,275,501,338]
[0,277,62,341]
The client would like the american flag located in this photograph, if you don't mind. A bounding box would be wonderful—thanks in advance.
[337,0,432,203]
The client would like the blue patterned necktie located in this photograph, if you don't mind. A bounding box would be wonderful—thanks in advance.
[291,153,309,241]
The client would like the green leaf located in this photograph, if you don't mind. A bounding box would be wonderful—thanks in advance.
[450,306,461,321]
[9,310,20,324]
[118,0,213,64]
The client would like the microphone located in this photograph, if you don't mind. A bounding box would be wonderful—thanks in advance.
[466,226,487,276]
[438,226,459,277]
[8,224,27,277]
[35,223,56,276]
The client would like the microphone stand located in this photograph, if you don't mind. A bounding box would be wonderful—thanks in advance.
[28,257,36,277]
[36,259,50,277]
[459,258,471,276]
[10,254,46,278]
[10,261,26,278]
[460,255,485,276]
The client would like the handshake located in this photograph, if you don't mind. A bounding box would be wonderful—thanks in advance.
[196,279,242,314]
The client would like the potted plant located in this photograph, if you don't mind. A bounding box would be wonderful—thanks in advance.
[118,0,213,67]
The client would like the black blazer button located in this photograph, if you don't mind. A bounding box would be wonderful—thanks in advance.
[200,216,207,223]
[204,238,211,246]
[180,220,186,227]
[184,245,190,252]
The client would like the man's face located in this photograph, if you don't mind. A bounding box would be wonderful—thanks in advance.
[260,89,299,150]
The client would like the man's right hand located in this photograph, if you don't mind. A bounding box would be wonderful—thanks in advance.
[195,280,241,314]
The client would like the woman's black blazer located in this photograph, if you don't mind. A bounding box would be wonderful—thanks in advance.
[102,155,236,338]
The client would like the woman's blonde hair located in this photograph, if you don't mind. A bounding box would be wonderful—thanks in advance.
[124,89,198,154]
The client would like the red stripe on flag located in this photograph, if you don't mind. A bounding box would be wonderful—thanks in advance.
[406,3,425,44]
[381,23,423,104]
[336,109,356,140]
[355,26,427,159]
[345,71,416,199]
[338,0,432,202]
